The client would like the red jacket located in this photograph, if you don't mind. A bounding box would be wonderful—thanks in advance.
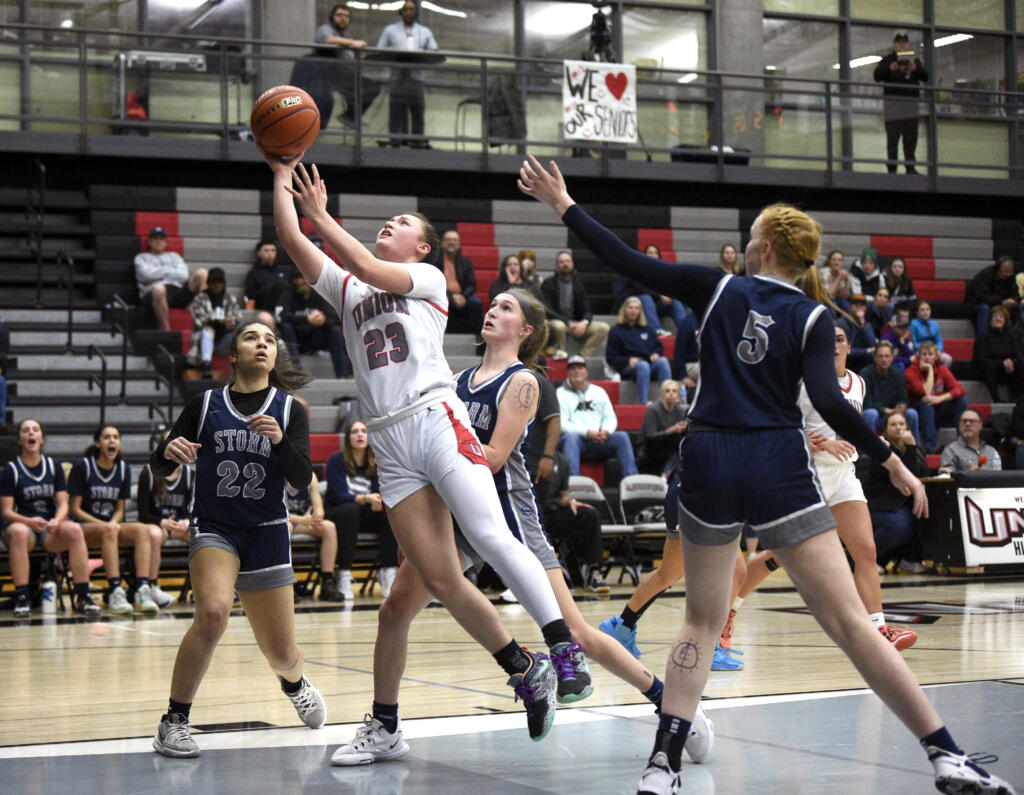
[904,360,965,403]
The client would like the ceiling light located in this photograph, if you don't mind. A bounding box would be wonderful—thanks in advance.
[676,73,699,84]
[832,55,882,69]
[934,33,973,47]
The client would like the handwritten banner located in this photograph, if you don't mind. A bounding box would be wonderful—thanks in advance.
[562,60,637,144]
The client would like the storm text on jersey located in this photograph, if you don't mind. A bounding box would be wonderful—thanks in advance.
[213,429,273,457]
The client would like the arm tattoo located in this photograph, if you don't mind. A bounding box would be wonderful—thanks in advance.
[515,380,536,409]
[669,639,701,672]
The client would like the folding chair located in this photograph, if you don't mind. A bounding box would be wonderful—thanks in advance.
[618,474,670,578]
[568,475,639,585]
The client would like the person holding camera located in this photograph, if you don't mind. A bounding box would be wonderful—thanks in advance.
[873,32,928,175]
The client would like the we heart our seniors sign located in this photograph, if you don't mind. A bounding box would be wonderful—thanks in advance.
[562,60,638,144]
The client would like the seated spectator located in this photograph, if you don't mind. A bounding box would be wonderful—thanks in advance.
[489,253,541,302]
[819,249,851,312]
[884,256,916,311]
[866,287,894,337]
[972,305,1021,402]
[939,409,1002,474]
[540,250,610,359]
[136,446,191,608]
[671,311,700,392]
[858,411,929,572]
[0,419,99,617]
[187,267,242,377]
[277,268,351,378]
[613,244,689,337]
[716,243,742,275]
[639,379,688,477]
[849,247,882,297]
[844,294,878,373]
[905,341,969,453]
[556,355,638,477]
[68,425,160,614]
[965,255,1018,332]
[880,307,915,371]
[324,420,399,600]
[437,229,483,336]
[605,296,672,404]
[909,300,951,368]
[244,239,291,328]
[516,248,544,294]
[134,226,207,331]
[287,472,343,602]
[535,450,608,593]
[860,340,921,443]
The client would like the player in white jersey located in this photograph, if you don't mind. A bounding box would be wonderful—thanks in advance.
[264,151,586,746]
[725,324,918,651]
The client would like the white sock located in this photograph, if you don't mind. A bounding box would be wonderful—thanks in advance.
[869,611,886,629]
[731,596,744,611]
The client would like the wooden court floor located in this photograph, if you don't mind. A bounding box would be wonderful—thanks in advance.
[1,570,1022,793]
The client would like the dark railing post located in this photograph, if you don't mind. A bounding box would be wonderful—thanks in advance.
[219,41,229,160]
[155,343,176,423]
[87,344,108,427]
[111,293,131,402]
[78,30,87,154]
[353,50,363,158]
[480,57,490,166]
[824,82,834,184]
[31,158,46,308]
[59,252,74,351]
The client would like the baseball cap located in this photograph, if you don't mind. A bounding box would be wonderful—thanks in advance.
[566,354,587,367]
[861,246,878,261]
[894,31,910,40]
[148,226,167,238]
[207,267,226,284]
[849,293,867,304]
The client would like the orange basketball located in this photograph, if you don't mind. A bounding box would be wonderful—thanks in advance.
[250,85,320,159]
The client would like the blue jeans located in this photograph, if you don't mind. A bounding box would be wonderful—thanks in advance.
[280,322,351,378]
[870,506,916,561]
[620,357,672,404]
[559,431,639,477]
[913,395,969,454]
[863,407,921,447]
[638,294,689,335]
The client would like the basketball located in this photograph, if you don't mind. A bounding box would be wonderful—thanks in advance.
[250,85,320,159]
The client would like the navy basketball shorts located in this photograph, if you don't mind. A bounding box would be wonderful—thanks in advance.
[190,520,297,592]
[676,427,835,550]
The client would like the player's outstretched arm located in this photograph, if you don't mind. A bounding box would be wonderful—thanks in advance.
[262,147,326,284]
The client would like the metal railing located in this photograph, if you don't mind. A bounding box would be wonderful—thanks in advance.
[110,293,131,403]
[29,158,46,307]
[0,21,1021,182]
[86,343,108,427]
[57,252,75,352]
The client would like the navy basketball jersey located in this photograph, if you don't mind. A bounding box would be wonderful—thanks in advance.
[192,386,292,531]
[286,484,312,515]
[456,363,535,493]
[69,457,131,522]
[688,274,828,430]
[1,456,63,520]
[143,464,193,520]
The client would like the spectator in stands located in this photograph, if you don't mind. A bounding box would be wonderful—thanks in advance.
[277,268,351,378]
[319,4,379,127]
[880,307,915,371]
[244,239,291,328]
[867,286,894,337]
[521,372,561,484]
[716,243,742,275]
[905,340,969,454]
[134,226,207,332]
[436,229,483,335]
[516,248,544,294]
[939,409,1001,474]
[844,294,878,373]
[884,256,916,310]
[910,300,951,368]
[860,340,921,443]
[376,0,438,148]
[671,311,699,392]
[873,31,928,174]
[622,244,690,337]
[68,425,160,614]
[137,443,191,608]
[287,472,344,601]
[556,355,638,477]
[858,411,929,572]
[605,296,671,405]
[972,305,1021,402]
[535,450,608,593]
[540,250,609,359]
[490,254,523,301]
[0,418,100,617]
[324,420,399,600]
[966,255,1018,332]
[187,267,242,378]
[819,250,851,312]
[639,379,687,478]
[849,247,882,297]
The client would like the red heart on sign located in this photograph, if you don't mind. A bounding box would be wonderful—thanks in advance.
[605,72,628,100]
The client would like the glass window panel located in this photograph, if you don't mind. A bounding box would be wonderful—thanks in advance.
[764,0,837,15]
[935,0,1006,31]
[937,119,1008,178]
[341,1,513,56]
[764,18,838,82]
[621,8,707,72]
[525,1,602,61]
[850,0,922,23]
[932,33,1006,112]
[1019,1,1024,32]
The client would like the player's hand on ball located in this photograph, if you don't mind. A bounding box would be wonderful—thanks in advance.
[249,414,283,445]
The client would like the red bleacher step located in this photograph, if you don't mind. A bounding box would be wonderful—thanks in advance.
[915,279,965,303]
[943,338,973,361]
[135,211,179,237]
[310,433,341,463]
[871,235,933,258]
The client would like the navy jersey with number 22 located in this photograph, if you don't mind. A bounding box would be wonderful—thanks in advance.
[192,386,293,532]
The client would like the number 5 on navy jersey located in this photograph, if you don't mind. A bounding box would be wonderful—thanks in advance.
[737,310,775,365]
